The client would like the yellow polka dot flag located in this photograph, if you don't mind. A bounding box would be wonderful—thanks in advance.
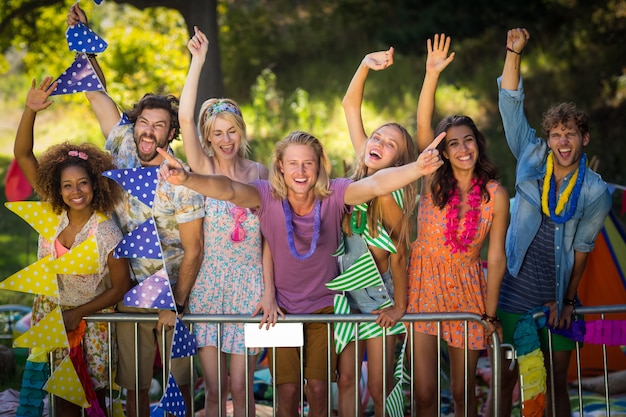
[43,356,89,408]
[51,236,99,275]
[5,201,61,242]
[0,254,58,297]
[13,306,69,350]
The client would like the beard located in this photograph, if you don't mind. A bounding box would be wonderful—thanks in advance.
[134,132,169,163]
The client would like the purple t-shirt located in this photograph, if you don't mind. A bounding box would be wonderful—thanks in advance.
[253,178,352,314]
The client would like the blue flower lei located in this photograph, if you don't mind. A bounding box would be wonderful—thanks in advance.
[282,199,321,260]
[546,153,586,224]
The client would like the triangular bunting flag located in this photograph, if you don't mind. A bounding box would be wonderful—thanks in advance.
[157,372,186,417]
[50,53,104,96]
[171,318,197,358]
[326,251,382,291]
[0,254,58,297]
[5,201,60,241]
[66,22,108,53]
[43,356,89,408]
[4,158,33,202]
[123,268,174,310]
[51,236,99,275]
[114,217,162,259]
[13,306,68,350]
[119,113,131,126]
[102,167,159,208]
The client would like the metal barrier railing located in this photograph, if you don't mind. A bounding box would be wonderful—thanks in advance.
[43,305,625,417]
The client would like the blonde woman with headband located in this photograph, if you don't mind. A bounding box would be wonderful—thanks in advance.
[179,27,281,417]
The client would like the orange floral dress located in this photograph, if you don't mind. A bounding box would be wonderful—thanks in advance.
[407,181,499,350]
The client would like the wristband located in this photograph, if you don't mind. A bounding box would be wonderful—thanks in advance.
[506,46,522,55]
[175,303,185,314]
[563,298,576,306]
[481,312,501,324]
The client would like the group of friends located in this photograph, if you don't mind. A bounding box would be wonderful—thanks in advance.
[11,3,613,416]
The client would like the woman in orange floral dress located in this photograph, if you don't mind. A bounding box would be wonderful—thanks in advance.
[407,34,510,417]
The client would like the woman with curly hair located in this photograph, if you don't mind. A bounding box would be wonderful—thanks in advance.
[14,77,131,417]
[407,34,509,417]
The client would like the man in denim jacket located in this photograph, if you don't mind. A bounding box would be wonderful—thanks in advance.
[491,28,612,417]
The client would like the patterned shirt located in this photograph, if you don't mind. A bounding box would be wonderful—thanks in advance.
[107,119,204,284]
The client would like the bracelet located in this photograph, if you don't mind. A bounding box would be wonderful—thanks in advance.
[86,53,97,59]
[506,46,522,55]
[563,298,576,306]
[481,313,501,324]
[175,303,185,314]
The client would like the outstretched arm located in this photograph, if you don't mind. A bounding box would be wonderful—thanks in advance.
[156,147,262,208]
[67,2,120,139]
[342,47,394,155]
[14,77,58,188]
[344,132,445,205]
[416,33,455,153]
[180,27,212,174]
[500,28,530,90]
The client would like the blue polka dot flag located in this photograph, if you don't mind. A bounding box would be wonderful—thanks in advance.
[113,217,162,259]
[123,268,175,310]
[171,318,197,359]
[65,22,108,53]
[158,372,187,417]
[103,167,159,209]
[50,53,104,96]
[119,113,131,126]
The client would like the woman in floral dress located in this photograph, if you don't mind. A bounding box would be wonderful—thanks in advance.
[407,34,510,417]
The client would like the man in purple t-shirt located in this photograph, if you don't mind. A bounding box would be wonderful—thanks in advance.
[157,130,443,417]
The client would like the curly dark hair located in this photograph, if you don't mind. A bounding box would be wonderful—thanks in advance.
[541,102,589,138]
[431,115,499,209]
[35,142,123,214]
[125,93,180,140]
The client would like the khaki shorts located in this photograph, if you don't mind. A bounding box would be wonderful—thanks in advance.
[268,306,337,385]
[115,302,192,390]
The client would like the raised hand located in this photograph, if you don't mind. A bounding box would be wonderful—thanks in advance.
[362,47,394,71]
[187,26,209,59]
[25,77,57,113]
[66,2,88,27]
[506,28,530,54]
[426,33,455,75]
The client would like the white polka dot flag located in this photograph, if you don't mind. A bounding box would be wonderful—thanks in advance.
[171,318,197,358]
[5,201,61,241]
[0,254,58,297]
[157,372,187,417]
[113,217,162,259]
[102,167,159,209]
[123,268,175,310]
[51,236,99,275]
[12,306,68,351]
[50,53,104,96]
[65,22,108,53]
[43,356,89,408]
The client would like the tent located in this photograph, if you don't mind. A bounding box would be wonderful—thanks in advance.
[568,207,626,380]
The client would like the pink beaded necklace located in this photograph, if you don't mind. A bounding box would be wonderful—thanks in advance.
[443,178,483,253]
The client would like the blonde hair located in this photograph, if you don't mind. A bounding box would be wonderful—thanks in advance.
[269,131,332,200]
[198,98,249,157]
[343,122,418,248]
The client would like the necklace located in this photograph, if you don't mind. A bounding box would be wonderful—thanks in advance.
[541,152,586,224]
[282,199,321,260]
[350,207,367,234]
[443,178,483,254]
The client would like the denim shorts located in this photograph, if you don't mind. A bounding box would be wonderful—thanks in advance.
[338,234,395,314]
[346,268,395,313]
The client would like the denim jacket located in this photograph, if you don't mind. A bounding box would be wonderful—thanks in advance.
[497,76,612,315]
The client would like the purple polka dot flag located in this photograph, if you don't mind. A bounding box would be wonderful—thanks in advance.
[113,217,162,259]
[123,268,175,310]
[157,372,187,417]
[65,22,108,53]
[50,53,104,96]
[103,167,159,209]
[171,318,197,359]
